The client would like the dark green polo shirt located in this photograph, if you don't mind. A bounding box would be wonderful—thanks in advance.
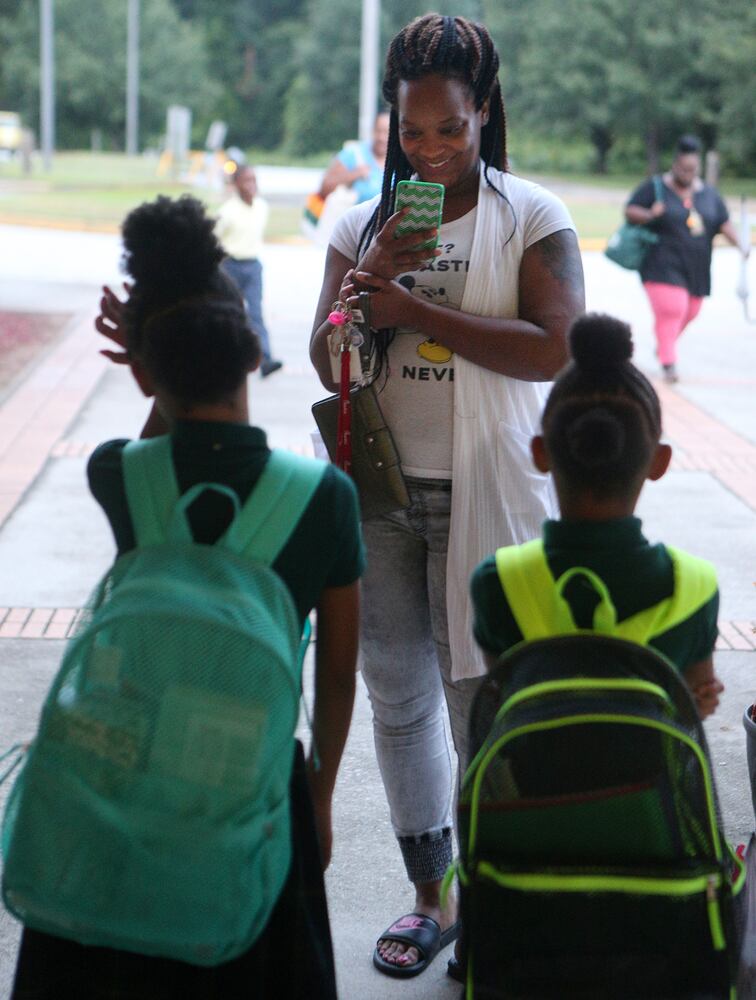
[470,517,718,674]
[88,420,365,627]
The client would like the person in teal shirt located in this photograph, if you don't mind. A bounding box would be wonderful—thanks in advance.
[471,312,723,719]
[318,112,389,205]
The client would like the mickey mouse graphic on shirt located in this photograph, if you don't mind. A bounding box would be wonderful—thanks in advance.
[397,274,455,365]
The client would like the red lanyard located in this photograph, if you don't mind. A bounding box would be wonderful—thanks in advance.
[328,304,354,475]
[335,341,352,474]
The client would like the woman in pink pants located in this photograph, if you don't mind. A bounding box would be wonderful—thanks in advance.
[625,135,747,383]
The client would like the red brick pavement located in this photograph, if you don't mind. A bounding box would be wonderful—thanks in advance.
[0,312,105,527]
[657,379,756,512]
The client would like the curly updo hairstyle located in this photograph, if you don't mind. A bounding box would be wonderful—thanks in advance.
[542,314,662,498]
[121,195,261,405]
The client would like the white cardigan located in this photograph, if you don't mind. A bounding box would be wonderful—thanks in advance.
[449,165,574,680]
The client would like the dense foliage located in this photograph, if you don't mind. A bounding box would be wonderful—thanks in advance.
[488,0,756,175]
[0,0,752,174]
[0,0,218,150]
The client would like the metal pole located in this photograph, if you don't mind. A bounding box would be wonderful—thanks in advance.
[126,0,140,155]
[358,0,379,144]
[40,0,54,171]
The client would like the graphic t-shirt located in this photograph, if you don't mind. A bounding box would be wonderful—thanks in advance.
[332,207,476,478]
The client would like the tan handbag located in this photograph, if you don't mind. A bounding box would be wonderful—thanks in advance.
[311,383,409,520]
[312,292,410,521]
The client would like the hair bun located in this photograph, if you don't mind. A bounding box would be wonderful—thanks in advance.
[569,313,633,373]
[121,195,223,296]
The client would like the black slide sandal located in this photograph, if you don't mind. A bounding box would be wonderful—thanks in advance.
[372,913,460,978]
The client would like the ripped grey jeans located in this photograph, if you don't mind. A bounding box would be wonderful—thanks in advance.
[359,477,481,884]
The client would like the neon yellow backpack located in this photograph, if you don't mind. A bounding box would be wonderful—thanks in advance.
[2,437,324,965]
[453,541,742,997]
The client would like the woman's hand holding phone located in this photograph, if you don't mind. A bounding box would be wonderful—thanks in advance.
[356,209,440,282]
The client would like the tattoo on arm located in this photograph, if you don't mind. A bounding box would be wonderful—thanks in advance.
[533,229,584,290]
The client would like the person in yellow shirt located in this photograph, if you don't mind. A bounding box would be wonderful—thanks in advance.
[216,165,283,377]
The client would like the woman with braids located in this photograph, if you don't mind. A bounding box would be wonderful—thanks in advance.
[11,195,363,999]
[310,13,584,979]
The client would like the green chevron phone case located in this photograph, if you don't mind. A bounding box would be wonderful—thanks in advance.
[394,180,444,251]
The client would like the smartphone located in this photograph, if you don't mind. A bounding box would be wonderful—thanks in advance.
[393,180,444,251]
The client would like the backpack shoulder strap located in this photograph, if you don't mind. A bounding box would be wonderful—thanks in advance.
[495,539,717,646]
[221,451,326,565]
[616,546,718,642]
[664,546,718,620]
[495,539,571,639]
[496,540,621,639]
[121,436,180,547]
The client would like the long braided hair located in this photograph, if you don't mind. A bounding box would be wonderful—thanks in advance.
[360,14,511,375]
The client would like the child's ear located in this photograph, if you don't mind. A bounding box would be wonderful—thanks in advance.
[648,442,672,481]
[531,435,550,473]
[130,358,155,398]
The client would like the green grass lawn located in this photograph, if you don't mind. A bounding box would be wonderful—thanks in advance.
[0,151,751,245]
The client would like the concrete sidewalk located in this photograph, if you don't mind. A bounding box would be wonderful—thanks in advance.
[0,225,755,998]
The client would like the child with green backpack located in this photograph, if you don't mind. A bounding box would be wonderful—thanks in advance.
[6,196,364,999]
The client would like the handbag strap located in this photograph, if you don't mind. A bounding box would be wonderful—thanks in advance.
[353,289,374,374]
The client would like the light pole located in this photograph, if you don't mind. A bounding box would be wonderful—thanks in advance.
[40,0,54,171]
[126,0,140,155]
[358,0,379,144]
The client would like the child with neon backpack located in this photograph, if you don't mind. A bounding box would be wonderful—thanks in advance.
[444,312,725,985]
[470,311,723,716]
[8,196,364,999]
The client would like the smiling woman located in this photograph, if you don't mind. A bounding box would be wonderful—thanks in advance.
[397,76,486,198]
[309,12,585,982]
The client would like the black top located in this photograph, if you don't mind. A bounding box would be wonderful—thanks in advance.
[87,420,366,626]
[627,177,728,296]
[471,516,719,675]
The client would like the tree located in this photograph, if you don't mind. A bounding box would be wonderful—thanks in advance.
[283,0,489,156]
[0,0,18,19]
[697,0,756,174]
[0,0,218,149]
[172,0,308,150]
[484,0,755,175]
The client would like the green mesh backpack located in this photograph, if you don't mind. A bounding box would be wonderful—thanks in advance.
[2,437,325,966]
